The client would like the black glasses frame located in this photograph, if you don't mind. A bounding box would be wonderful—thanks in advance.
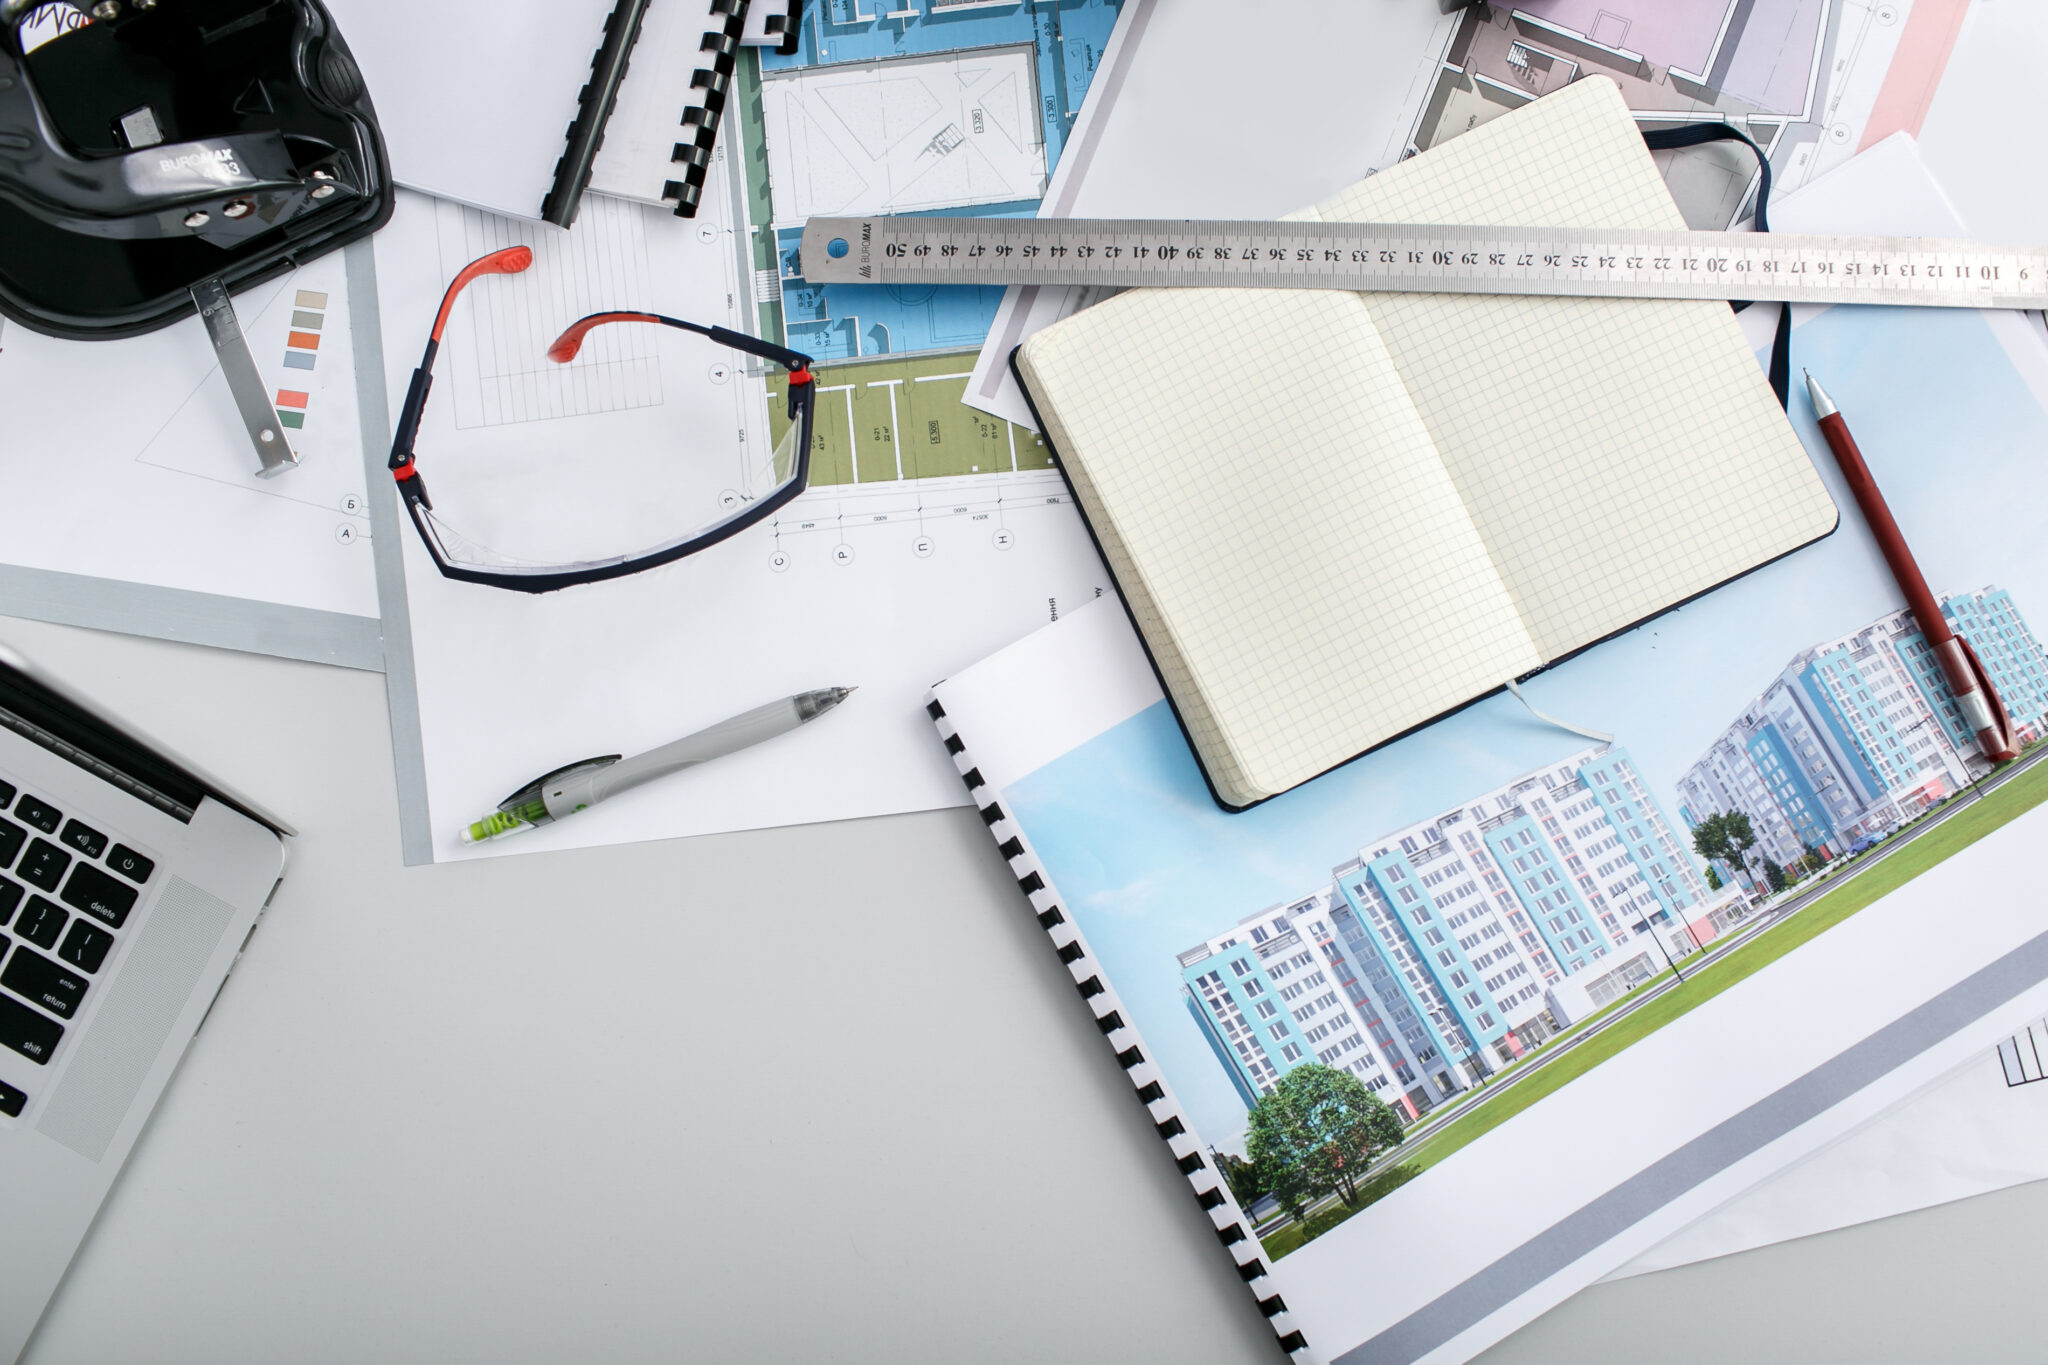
[386,248,817,594]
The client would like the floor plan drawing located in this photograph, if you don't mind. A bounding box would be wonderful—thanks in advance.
[767,351,1055,488]
[743,0,1124,364]
[1410,1,1969,228]
[762,46,1048,221]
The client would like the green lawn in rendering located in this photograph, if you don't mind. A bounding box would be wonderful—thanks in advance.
[1261,755,2048,1259]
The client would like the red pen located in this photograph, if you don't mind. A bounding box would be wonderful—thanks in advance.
[1804,371,2018,764]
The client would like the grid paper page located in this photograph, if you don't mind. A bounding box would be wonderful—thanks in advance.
[1017,288,1541,805]
[1315,77,1839,660]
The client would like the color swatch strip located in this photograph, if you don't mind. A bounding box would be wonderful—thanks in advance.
[276,289,326,427]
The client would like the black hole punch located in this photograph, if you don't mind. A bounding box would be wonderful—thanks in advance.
[1135,1080,1164,1103]
[1235,1258,1267,1283]
[0,0,396,340]
[961,767,984,788]
[1114,1044,1144,1069]
[1154,1116,1185,1140]
[1176,1151,1206,1175]
[1197,1186,1226,1210]
[1094,1010,1124,1034]
[944,734,964,754]
[978,802,1004,825]
[926,700,946,721]
[997,836,1024,859]
[1216,1224,1246,1247]
[1278,1330,1309,1353]
[1035,906,1065,929]
[1017,871,1044,894]
[1075,976,1104,999]
[1056,940,1085,965]
[1257,1294,1288,1318]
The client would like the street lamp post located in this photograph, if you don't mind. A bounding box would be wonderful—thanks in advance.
[1642,907,1691,982]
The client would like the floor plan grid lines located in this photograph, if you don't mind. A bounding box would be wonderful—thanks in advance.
[449,197,663,429]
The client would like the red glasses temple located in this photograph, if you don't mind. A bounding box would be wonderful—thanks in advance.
[546,311,814,381]
[430,246,532,343]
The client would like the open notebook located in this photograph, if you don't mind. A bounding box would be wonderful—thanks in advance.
[1011,78,1838,810]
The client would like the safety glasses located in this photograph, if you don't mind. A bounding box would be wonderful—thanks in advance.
[386,246,816,593]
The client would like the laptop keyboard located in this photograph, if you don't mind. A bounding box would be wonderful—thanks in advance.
[0,774,154,1114]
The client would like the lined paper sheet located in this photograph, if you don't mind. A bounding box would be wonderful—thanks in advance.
[1317,78,1838,660]
[1018,288,1540,804]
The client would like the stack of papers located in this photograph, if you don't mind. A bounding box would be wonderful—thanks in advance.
[7,3,2048,1348]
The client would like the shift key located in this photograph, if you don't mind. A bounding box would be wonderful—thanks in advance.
[60,863,138,929]
[0,993,62,1064]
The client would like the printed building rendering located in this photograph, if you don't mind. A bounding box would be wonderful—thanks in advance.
[1177,745,1727,1121]
[1677,588,2048,872]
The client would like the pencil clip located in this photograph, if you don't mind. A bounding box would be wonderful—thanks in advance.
[500,754,621,813]
[1954,633,2021,762]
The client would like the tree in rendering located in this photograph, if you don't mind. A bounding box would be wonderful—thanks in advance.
[1691,811,1761,889]
[1763,858,1788,893]
[1218,1151,1265,1210]
[1245,1064,1406,1229]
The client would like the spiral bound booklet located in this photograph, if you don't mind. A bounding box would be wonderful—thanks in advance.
[930,324,2048,1364]
[326,0,778,224]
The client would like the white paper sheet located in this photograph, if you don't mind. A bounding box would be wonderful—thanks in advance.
[0,250,382,667]
[1917,1,2048,247]
[369,187,1107,862]
[322,0,614,222]
[1609,1033,2048,1278]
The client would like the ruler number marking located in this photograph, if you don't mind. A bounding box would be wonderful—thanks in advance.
[815,218,2048,309]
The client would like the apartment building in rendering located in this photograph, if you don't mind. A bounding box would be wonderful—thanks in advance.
[1178,745,1720,1120]
[1677,588,2048,872]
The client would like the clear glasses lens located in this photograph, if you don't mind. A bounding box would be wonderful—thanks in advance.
[771,400,805,486]
[421,391,810,576]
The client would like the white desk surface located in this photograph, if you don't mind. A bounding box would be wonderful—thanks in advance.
[4,611,2045,1365]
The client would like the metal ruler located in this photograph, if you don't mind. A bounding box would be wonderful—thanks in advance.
[797,217,2048,310]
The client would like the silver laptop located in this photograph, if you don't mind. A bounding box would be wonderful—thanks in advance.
[0,641,288,1363]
